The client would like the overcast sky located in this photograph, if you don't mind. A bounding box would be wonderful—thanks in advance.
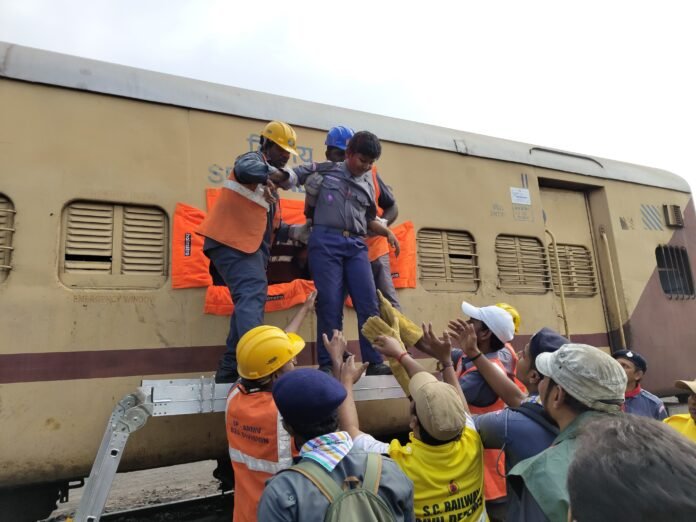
[1,0,694,191]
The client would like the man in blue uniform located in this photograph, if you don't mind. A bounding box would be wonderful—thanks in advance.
[612,349,667,420]
[296,131,398,375]
[320,126,401,309]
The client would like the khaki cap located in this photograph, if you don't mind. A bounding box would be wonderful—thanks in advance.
[675,379,696,395]
[409,371,466,442]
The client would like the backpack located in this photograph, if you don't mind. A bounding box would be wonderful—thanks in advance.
[288,452,396,522]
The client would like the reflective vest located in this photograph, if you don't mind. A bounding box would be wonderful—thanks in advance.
[197,170,278,254]
[226,383,293,522]
[366,166,391,262]
[457,356,527,503]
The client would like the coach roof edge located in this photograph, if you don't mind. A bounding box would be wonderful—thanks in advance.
[0,41,689,193]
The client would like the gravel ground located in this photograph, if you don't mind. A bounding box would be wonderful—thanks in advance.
[44,461,225,521]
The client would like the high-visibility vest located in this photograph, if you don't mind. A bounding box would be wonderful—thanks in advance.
[226,383,293,522]
[172,203,213,289]
[457,356,527,502]
[388,221,416,289]
[197,170,278,254]
[366,166,391,262]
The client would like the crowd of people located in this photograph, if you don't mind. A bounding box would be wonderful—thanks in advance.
[205,121,696,521]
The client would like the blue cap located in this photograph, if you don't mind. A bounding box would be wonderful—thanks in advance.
[529,327,569,362]
[612,350,647,373]
[325,126,355,151]
[272,369,347,426]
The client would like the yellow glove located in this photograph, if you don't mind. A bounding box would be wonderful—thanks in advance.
[361,316,410,394]
[377,291,424,347]
[361,316,402,347]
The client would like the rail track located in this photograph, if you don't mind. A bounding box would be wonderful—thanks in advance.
[93,492,232,522]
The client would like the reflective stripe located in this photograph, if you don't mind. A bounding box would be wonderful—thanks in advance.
[226,385,293,474]
[228,447,289,474]
[223,179,270,211]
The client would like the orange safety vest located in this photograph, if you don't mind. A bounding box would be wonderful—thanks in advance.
[457,356,527,502]
[366,166,391,262]
[226,383,294,522]
[172,203,213,289]
[197,170,279,254]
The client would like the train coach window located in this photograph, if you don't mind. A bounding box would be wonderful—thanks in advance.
[655,245,695,299]
[417,228,479,292]
[0,194,16,283]
[495,235,550,294]
[548,243,598,297]
[60,201,168,289]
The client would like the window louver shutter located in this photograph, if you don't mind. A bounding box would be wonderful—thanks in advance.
[548,244,598,297]
[496,235,550,294]
[417,229,479,291]
[64,203,114,273]
[0,195,15,279]
[121,206,167,275]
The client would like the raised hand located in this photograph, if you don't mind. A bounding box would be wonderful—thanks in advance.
[448,318,479,358]
[322,330,347,366]
[421,322,453,364]
[340,354,369,385]
[372,335,405,359]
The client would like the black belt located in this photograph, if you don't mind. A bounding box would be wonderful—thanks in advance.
[313,225,363,238]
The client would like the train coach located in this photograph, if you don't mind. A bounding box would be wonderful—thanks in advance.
[1,42,695,520]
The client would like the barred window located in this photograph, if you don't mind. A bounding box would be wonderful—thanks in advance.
[655,245,694,299]
[495,235,550,294]
[60,201,168,289]
[548,244,598,297]
[0,194,16,283]
[417,229,479,292]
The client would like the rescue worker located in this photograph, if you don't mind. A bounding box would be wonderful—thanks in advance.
[297,131,398,375]
[447,301,524,517]
[330,327,487,522]
[612,349,667,420]
[507,343,627,522]
[453,326,568,520]
[257,368,415,521]
[321,126,402,310]
[225,324,306,522]
[197,121,303,383]
[663,378,696,443]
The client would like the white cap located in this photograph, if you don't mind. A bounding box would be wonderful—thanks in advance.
[461,301,515,343]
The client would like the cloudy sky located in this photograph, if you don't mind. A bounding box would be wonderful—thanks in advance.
[1,0,694,190]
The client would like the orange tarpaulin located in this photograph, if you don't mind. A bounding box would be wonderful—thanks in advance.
[172,193,416,316]
[204,279,316,315]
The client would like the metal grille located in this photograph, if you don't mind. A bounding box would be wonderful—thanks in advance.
[0,194,16,281]
[548,243,598,297]
[655,245,695,299]
[417,229,479,291]
[495,235,550,294]
[64,202,114,273]
[121,206,167,274]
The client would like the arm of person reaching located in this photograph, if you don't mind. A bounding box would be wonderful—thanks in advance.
[367,219,400,257]
[284,291,316,334]
[419,323,470,414]
[448,318,527,408]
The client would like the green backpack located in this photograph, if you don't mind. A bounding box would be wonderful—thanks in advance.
[288,452,397,522]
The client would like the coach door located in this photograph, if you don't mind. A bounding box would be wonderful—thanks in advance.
[539,187,609,349]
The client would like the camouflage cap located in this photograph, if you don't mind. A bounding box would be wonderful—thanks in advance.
[536,343,627,413]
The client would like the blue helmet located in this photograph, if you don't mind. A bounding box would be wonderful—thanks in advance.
[325,126,355,151]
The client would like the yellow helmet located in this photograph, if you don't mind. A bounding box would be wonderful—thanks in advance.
[237,325,305,380]
[496,302,521,334]
[260,121,299,156]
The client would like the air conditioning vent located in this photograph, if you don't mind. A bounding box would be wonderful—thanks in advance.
[663,204,684,228]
